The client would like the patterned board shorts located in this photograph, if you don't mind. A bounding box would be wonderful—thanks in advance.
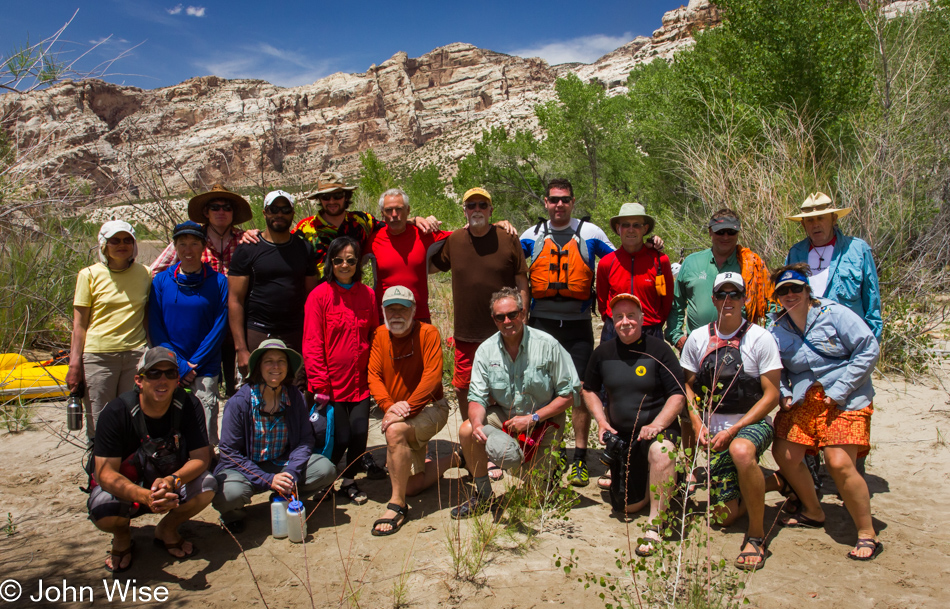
[774,385,872,458]
[709,419,774,505]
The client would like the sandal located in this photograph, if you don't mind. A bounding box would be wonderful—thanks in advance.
[338,482,368,505]
[597,472,612,490]
[152,537,198,559]
[635,529,661,557]
[847,538,883,561]
[453,446,467,471]
[487,462,504,481]
[686,466,709,497]
[774,471,803,514]
[105,540,135,574]
[371,502,410,536]
[735,536,768,571]
[780,513,825,529]
[361,454,389,480]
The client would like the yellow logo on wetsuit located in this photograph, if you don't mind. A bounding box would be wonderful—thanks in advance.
[636,366,647,376]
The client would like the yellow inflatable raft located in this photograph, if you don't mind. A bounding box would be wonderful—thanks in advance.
[0,353,69,401]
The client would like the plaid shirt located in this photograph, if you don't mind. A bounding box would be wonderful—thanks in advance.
[249,385,291,464]
[294,211,382,276]
[150,226,246,276]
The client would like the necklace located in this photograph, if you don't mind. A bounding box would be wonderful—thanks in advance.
[813,244,833,271]
[207,225,231,253]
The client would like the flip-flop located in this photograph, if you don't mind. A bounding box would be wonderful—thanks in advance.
[735,536,768,571]
[105,540,135,574]
[780,513,825,529]
[371,502,410,537]
[847,538,883,561]
[152,537,198,559]
[487,463,504,481]
[635,530,661,557]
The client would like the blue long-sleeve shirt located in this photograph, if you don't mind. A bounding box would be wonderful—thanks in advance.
[786,228,882,339]
[148,262,229,377]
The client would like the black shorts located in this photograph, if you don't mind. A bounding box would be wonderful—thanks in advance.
[528,316,593,380]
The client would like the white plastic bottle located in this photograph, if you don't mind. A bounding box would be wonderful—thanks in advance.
[286,497,307,543]
[271,497,288,539]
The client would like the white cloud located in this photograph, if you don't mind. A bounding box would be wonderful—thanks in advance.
[166,4,182,15]
[509,32,634,65]
[186,6,206,17]
[195,43,334,87]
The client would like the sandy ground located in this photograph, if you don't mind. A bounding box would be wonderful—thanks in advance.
[2,369,949,609]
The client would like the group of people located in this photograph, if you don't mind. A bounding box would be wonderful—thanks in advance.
[69,173,884,574]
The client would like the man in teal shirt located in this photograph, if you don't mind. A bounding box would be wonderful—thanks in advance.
[666,209,772,351]
[451,287,579,519]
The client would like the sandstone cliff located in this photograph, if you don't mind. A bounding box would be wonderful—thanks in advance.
[2,2,722,202]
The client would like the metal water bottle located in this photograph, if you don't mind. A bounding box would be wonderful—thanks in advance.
[66,388,84,431]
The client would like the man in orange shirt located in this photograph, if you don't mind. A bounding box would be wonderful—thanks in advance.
[367,286,459,536]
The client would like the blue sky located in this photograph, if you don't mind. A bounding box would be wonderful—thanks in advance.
[5,0,685,90]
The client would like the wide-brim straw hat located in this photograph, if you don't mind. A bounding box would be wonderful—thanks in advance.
[306,171,358,199]
[610,202,655,235]
[187,184,253,225]
[787,191,851,222]
[247,339,303,380]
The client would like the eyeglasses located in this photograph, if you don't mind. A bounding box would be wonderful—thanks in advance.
[318,192,346,201]
[713,290,745,301]
[619,222,646,230]
[492,309,522,322]
[713,229,739,236]
[774,284,806,297]
[207,203,232,212]
[465,201,490,210]
[107,237,135,245]
[142,368,178,380]
[332,256,358,266]
[390,346,415,361]
[547,196,573,205]
[266,205,294,215]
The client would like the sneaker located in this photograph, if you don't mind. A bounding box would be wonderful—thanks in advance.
[361,454,389,480]
[566,460,590,487]
[554,447,569,476]
[450,494,496,520]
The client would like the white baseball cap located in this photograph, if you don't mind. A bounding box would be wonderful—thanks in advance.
[264,190,295,210]
[713,271,744,291]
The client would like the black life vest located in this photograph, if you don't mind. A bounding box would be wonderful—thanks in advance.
[692,322,764,415]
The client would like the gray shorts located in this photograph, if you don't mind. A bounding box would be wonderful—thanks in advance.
[482,405,565,477]
[87,470,217,522]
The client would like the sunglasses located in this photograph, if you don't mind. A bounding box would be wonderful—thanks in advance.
[547,196,573,205]
[266,205,294,215]
[774,284,806,297]
[107,236,135,245]
[465,201,490,210]
[713,290,745,301]
[207,203,232,212]
[318,192,346,201]
[492,309,522,323]
[332,256,358,266]
[619,222,646,230]
[142,367,178,380]
[713,229,739,236]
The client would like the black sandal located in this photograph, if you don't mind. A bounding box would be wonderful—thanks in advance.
[847,538,883,561]
[371,502,410,536]
[735,536,768,571]
[338,482,368,505]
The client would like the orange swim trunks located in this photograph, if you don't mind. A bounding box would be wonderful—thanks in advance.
[774,385,872,458]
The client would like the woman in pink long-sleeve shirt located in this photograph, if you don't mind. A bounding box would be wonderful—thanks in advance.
[303,237,381,504]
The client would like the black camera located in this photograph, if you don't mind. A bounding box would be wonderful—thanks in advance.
[599,430,628,468]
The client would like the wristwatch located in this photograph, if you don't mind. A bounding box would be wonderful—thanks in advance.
[170,474,182,491]
[531,413,540,424]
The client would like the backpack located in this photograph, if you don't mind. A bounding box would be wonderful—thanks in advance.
[82,388,191,493]
[528,218,594,301]
[692,322,764,415]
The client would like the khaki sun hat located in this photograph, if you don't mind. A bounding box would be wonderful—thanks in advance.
[307,172,358,199]
[610,203,655,235]
[787,191,852,222]
[247,338,303,379]
[187,184,253,225]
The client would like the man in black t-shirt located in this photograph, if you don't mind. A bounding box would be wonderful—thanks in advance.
[87,347,216,573]
[582,293,685,556]
[228,190,319,375]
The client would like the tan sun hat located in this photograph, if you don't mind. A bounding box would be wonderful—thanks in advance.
[306,172,358,199]
[610,203,655,235]
[187,184,253,225]
[787,192,851,222]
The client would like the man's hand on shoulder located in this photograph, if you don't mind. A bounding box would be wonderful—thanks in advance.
[239,229,261,245]
[412,216,442,234]
[494,220,518,236]
[645,235,665,252]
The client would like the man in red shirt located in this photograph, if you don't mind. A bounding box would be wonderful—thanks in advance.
[596,203,674,341]
[368,189,452,322]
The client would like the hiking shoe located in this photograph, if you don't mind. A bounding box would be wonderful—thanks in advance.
[450,494,496,520]
[567,460,590,487]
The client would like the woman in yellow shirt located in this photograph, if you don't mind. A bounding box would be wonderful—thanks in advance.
[66,221,151,441]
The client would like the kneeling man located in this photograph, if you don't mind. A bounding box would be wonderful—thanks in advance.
[452,287,580,519]
[583,293,685,556]
[87,347,216,572]
[368,286,456,535]
[680,272,781,571]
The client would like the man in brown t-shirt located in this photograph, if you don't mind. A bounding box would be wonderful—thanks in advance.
[430,187,529,424]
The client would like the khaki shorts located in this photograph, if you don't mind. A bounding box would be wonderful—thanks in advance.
[405,398,450,476]
[483,405,565,478]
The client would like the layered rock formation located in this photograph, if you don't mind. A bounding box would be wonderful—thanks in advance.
[3,2,723,202]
